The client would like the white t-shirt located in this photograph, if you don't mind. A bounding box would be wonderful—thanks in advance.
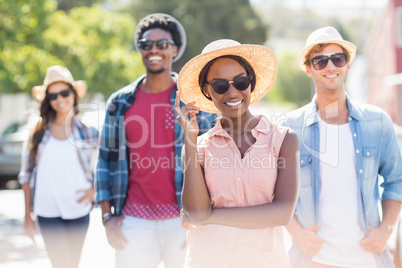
[312,120,377,268]
[34,136,92,219]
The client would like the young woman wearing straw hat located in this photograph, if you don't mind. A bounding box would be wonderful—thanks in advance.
[175,39,300,267]
[19,65,98,268]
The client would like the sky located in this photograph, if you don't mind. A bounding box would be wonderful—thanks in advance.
[250,0,389,9]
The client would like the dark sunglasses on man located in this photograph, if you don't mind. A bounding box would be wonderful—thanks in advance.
[206,76,252,95]
[310,53,348,70]
[138,39,175,51]
[46,88,72,101]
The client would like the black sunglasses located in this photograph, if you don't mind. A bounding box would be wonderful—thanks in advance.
[206,76,252,95]
[310,53,348,70]
[46,88,72,101]
[137,39,175,51]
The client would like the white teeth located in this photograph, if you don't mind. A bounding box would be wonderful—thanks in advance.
[226,100,242,107]
[149,56,162,61]
[326,75,337,78]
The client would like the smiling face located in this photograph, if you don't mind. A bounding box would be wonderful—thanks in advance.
[305,43,350,94]
[140,28,178,75]
[205,57,252,118]
[47,81,76,117]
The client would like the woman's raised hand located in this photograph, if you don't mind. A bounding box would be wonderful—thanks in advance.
[175,91,200,140]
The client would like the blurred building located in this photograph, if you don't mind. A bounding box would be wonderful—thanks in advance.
[365,0,402,125]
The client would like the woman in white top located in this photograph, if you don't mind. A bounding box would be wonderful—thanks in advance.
[19,65,98,268]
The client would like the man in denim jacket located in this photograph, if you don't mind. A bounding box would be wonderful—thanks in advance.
[281,26,402,268]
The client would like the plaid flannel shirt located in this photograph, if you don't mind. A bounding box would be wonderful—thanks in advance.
[18,116,99,209]
[95,73,215,216]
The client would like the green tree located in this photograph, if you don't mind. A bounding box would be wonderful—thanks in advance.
[43,5,144,98]
[0,1,145,99]
[0,0,55,48]
[266,50,312,106]
[57,0,102,12]
[0,0,57,93]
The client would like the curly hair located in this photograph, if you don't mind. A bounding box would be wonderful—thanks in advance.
[28,83,78,169]
[198,55,256,101]
[136,14,182,51]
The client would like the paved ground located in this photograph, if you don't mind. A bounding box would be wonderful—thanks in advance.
[0,189,115,268]
[0,188,293,268]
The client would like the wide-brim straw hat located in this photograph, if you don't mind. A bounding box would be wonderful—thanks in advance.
[178,39,277,113]
[297,26,357,72]
[134,13,187,63]
[32,65,87,102]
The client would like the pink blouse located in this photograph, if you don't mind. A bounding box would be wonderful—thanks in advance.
[184,115,291,268]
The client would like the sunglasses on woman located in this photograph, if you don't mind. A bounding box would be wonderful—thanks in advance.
[310,53,348,70]
[137,39,175,51]
[206,76,252,95]
[46,88,72,101]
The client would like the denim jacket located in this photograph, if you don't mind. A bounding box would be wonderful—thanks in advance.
[280,95,402,268]
[95,73,215,216]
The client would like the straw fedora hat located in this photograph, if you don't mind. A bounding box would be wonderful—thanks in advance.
[297,26,357,72]
[178,39,277,113]
[32,65,87,102]
[134,13,187,63]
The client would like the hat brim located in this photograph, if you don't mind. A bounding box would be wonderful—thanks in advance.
[134,13,187,63]
[32,80,87,103]
[178,44,277,113]
[297,40,357,72]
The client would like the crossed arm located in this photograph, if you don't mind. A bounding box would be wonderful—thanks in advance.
[181,130,300,229]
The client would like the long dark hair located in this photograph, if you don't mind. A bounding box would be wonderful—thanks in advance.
[27,83,79,169]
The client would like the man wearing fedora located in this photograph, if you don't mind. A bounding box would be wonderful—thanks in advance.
[95,13,214,268]
[281,26,402,267]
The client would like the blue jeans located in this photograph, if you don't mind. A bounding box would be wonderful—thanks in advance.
[116,216,186,268]
[37,214,89,268]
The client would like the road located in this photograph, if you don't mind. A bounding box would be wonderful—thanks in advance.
[0,189,114,268]
[0,188,293,268]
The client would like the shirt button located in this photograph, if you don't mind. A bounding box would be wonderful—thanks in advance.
[301,160,304,164]
[367,152,370,156]
[359,169,363,174]
[356,149,360,154]
[353,133,357,137]
[348,117,352,121]
[237,177,241,181]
